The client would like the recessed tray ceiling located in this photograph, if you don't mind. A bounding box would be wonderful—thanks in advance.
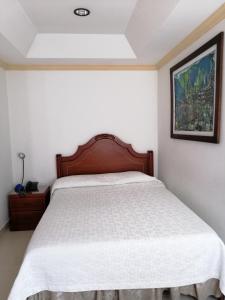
[0,0,224,64]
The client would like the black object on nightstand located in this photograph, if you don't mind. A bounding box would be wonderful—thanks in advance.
[8,185,50,231]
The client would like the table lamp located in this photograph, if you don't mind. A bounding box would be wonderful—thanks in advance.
[15,152,26,193]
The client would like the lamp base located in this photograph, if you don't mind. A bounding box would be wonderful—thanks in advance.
[14,184,25,193]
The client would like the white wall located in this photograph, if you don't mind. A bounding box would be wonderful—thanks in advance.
[7,71,158,185]
[0,67,13,229]
[158,20,225,241]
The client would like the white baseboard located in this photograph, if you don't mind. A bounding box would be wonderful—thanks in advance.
[0,220,9,232]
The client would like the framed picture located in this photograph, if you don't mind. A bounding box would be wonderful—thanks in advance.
[170,32,223,143]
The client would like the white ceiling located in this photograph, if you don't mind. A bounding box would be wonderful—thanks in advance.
[18,0,138,34]
[0,0,224,64]
[27,34,136,59]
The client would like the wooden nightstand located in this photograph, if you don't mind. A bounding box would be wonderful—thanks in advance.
[8,185,50,231]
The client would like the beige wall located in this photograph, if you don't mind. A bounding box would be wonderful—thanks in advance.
[7,70,158,185]
[0,68,13,229]
[158,20,225,241]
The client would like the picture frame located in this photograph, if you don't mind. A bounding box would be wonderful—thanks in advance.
[170,32,224,143]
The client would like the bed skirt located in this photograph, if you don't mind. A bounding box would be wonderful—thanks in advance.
[28,279,223,300]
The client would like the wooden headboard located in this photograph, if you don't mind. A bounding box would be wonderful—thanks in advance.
[56,134,154,178]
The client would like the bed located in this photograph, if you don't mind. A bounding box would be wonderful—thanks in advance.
[8,134,225,300]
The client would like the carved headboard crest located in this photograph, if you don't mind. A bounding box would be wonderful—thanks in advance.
[56,134,153,178]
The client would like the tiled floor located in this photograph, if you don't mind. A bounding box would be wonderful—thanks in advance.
[0,227,33,300]
[0,227,218,300]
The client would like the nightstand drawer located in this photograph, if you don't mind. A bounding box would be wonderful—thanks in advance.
[10,211,43,231]
[9,197,45,211]
[8,185,50,231]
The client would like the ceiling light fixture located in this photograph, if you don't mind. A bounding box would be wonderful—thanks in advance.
[74,8,90,17]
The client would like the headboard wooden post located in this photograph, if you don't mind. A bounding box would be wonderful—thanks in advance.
[56,134,154,178]
[147,151,154,177]
[56,154,62,178]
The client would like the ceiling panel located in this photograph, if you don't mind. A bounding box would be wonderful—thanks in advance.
[17,0,138,34]
[27,34,136,59]
[132,0,225,63]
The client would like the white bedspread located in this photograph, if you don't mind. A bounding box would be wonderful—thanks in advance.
[8,174,225,300]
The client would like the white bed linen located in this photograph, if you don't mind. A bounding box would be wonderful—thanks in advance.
[8,173,225,300]
[51,171,156,194]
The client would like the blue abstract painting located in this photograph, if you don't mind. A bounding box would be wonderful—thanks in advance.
[174,50,216,133]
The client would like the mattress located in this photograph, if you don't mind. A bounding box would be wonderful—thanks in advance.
[8,172,225,300]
